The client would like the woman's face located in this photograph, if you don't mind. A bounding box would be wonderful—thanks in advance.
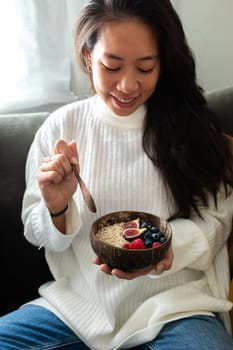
[88,18,160,116]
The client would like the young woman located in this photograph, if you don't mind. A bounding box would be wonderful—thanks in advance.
[1,1,233,349]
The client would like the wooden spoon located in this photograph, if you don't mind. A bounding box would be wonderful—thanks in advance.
[71,164,97,213]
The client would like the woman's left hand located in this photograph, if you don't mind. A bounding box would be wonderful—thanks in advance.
[93,246,174,280]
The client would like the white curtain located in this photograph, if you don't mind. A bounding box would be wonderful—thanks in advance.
[66,0,90,100]
[0,0,83,113]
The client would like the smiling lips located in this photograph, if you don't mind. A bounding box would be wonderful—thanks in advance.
[112,95,138,107]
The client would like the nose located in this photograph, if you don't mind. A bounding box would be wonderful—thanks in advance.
[116,71,139,94]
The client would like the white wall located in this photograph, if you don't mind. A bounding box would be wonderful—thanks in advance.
[173,0,233,92]
[67,0,90,99]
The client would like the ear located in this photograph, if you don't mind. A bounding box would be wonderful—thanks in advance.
[84,49,92,72]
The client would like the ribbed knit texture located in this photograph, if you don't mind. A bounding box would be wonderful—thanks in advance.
[22,95,233,350]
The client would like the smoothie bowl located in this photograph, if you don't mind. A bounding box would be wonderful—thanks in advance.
[90,211,172,271]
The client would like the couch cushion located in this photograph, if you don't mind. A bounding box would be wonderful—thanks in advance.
[0,113,48,204]
[206,86,233,136]
[0,112,53,309]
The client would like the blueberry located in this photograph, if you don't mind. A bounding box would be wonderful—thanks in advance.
[152,232,161,241]
[140,221,148,229]
[146,222,152,229]
[150,226,160,233]
[144,239,153,248]
[144,231,153,239]
[141,220,152,228]
[159,236,167,244]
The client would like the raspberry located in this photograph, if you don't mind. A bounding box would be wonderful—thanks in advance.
[122,243,130,249]
[152,242,161,248]
[129,238,145,249]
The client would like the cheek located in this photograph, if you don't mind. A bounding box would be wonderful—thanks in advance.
[92,65,113,91]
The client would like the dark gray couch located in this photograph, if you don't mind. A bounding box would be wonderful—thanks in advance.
[0,112,52,315]
[0,87,233,316]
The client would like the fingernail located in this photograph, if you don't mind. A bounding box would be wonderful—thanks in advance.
[157,264,164,272]
[71,156,78,165]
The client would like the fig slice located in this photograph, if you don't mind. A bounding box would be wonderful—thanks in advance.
[123,227,147,241]
[123,218,140,229]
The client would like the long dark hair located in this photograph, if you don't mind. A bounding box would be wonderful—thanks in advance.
[75,0,233,219]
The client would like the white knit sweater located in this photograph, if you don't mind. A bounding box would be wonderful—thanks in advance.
[22,95,233,350]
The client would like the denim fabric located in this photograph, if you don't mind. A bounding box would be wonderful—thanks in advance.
[0,306,232,349]
[135,315,233,350]
[0,305,88,349]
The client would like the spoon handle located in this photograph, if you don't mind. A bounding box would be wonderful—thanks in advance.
[71,165,97,213]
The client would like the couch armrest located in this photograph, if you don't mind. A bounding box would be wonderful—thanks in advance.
[0,112,53,314]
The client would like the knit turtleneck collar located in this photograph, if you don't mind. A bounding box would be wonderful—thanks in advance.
[93,95,146,130]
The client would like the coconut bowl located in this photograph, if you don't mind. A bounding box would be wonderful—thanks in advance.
[90,211,172,271]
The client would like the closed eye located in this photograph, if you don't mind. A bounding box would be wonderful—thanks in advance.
[138,68,154,73]
[102,63,120,72]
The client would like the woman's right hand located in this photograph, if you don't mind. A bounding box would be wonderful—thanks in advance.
[38,140,79,215]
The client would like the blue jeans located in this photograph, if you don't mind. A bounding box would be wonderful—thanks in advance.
[0,305,232,349]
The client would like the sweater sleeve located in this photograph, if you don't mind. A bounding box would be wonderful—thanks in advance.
[21,112,82,252]
[149,188,233,277]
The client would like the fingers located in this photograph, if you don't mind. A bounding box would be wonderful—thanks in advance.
[40,153,72,183]
[93,257,113,275]
[93,256,101,265]
[155,246,174,272]
[54,140,79,165]
[93,246,174,280]
[68,141,80,172]
[111,266,154,280]
[40,140,80,184]
[93,256,154,279]
[69,141,79,163]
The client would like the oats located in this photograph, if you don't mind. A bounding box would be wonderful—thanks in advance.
[96,222,128,247]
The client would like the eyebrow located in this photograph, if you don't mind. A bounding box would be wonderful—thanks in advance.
[103,53,159,61]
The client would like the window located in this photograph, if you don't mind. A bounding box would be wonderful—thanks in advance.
[0,0,77,113]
